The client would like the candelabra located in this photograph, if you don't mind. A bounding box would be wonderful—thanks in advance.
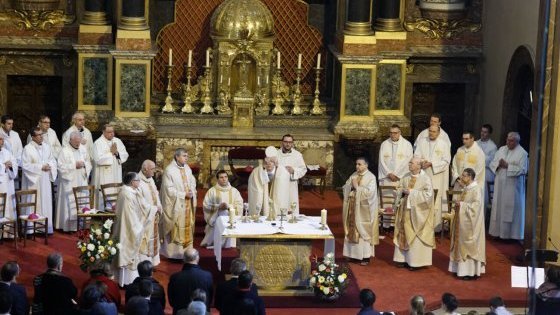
[310,67,324,115]
[181,64,194,113]
[291,67,303,115]
[161,65,175,113]
[200,66,214,114]
[271,68,285,115]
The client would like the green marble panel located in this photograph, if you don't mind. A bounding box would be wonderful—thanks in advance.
[83,57,108,105]
[120,64,146,112]
[344,68,372,116]
[376,63,402,110]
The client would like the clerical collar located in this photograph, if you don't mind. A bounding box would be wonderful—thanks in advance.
[282,149,292,154]
[175,160,185,168]
[71,144,80,150]
[140,172,152,182]
[77,127,84,132]
[216,183,231,191]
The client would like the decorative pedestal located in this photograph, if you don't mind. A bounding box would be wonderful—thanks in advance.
[232,96,254,127]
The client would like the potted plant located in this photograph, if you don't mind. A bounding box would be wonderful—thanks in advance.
[76,219,121,272]
[309,253,349,301]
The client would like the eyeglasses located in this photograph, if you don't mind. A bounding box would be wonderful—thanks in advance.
[282,141,293,144]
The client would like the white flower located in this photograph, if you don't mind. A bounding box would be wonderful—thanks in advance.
[115,243,122,249]
[325,253,334,259]
[335,287,339,292]
[338,275,345,283]
[89,234,94,240]
[110,247,117,255]
[103,219,114,230]
[87,252,91,257]
[98,245,105,252]
[87,243,95,251]
[322,287,330,295]
[95,254,100,259]
[318,264,326,272]
[309,278,316,286]
[104,233,110,240]
[318,276,325,283]
[95,229,102,236]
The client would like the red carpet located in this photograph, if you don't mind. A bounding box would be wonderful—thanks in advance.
[0,189,528,315]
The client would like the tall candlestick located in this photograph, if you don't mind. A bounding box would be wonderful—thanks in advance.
[168,48,172,66]
[257,76,260,86]
[277,51,281,69]
[297,53,302,69]
[321,209,327,225]
[220,75,223,84]
[316,53,321,69]
[228,78,231,86]
[187,50,192,67]
[206,49,210,67]
[266,75,269,84]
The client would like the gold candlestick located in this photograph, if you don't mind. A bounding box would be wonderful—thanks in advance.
[310,67,324,115]
[200,66,214,114]
[271,67,285,115]
[291,67,303,115]
[181,64,194,113]
[161,64,175,113]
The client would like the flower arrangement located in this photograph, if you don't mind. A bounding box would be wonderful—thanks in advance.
[76,219,121,272]
[309,253,349,300]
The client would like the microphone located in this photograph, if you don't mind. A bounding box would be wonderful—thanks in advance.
[548,237,560,252]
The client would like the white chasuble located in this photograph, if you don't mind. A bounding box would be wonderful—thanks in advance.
[378,137,413,185]
[414,127,451,149]
[137,171,163,266]
[200,183,243,247]
[92,136,129,208]
[27,128,62,159]
[277,148,307,215]
[247,166,290,217]
[62,125,94,161]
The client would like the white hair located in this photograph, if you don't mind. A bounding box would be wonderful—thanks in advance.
[141,159,155,170]
[507,131,521,142]
[69,131,82,141]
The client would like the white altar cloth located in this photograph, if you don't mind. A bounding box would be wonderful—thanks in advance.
[214,215,335,270]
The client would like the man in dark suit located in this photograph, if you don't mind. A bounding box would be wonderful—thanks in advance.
[125,260,165,310]
[168,248,213,314]
[0,261,28,315]
[357,288,381,315]
[221,271,265,315]
[33,252,78,315]
[126,279,163,315]
[0,290,13,315]
[215,258,259,314]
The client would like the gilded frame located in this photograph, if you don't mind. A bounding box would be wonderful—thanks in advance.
[340,64,376,121]
[115,59,151,118]
[77,53,113,111]
[374,59,406,115]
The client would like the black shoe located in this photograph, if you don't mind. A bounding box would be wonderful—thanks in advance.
[408,266,421,271]
[395,262,407,268]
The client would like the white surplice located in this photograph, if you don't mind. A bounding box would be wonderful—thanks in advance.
[21,142,57,233]
[55,145,91,231]
[200,183,243,248]
[114,185,157,286]
[0,129,23,167]
[276,148,307,215]
[477,138,498,205]
[92,136,129,209]
[0,149,18,227]
[137,171,162,266]
[414,127,451,149]
[26,128,62,159]
[488,145,528,240]
[61,125,94,161]
[247,165,291,217]
[414,136,451,231]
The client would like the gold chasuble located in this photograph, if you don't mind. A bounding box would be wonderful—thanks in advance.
[138,172,161,261]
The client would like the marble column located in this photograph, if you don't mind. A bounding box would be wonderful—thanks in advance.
[119,0,148,30]
[344,0,374,35]
[375,0,402,31]
[83,0,109,25]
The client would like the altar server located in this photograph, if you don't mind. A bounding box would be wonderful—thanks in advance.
[137,159,162,266]
[0,115,23,167]
[61,112,94,160]
[160,148,197,259]
[489,132,528,240]
[342,157,379,266]
[414,113,451,149]
[55,131,91,232]
[200,170,243,248]
[26,115,62,158]
[276,134,306,215]
[22,127,57,233]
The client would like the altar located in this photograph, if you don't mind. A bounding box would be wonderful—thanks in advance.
[214,215,335,293]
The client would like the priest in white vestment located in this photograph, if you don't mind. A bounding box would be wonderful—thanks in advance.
[0,115,23,167]
[92,125,129,209]
[160,148,197,259]
[449,168,486,279]
[114,172,158,286]
[137,160,162,266]
[61,112,94,161]
[276,134,306,215]
[21,127,57,233]
[477,124,498,206]
[247,153,291,217]
[0,134,18,235]
[26,115,62,158]
[342,157,379,265]
[451,132,486,190]
[393,157,435,269]
[413,113,451,149]
[201,170,243,248]
[489,132,528,240]
[414,125,450,231]
[55,132,91,232]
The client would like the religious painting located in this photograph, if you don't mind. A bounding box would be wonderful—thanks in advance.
[115,59,151,118]
[340,64,376,121]
[77,54,112,110]
[375,60,405,114]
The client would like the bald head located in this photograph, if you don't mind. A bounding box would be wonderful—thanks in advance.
[72,112,85,128]
[409,157,422,174]
[141,160,156,178]
[183,248,200,264]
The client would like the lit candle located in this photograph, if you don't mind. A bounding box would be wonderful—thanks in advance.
[206,49,210,67]
[229,206,235,224]
[297,53,302,69]
[316,53,321,69]
[187,50,192,67]
[277,51,281,69]
[168,48,172,66]
[257,76,260,86]
[321,209,327,225]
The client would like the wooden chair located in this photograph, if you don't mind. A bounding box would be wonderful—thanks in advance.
[16,190,47,246]
[300,148,327,197]
[0,192,17,249]
[441,189,463,241]
[74,185,116,231]
[100,183,122,211]
[227,146,266,187]
[378,185,398,234]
